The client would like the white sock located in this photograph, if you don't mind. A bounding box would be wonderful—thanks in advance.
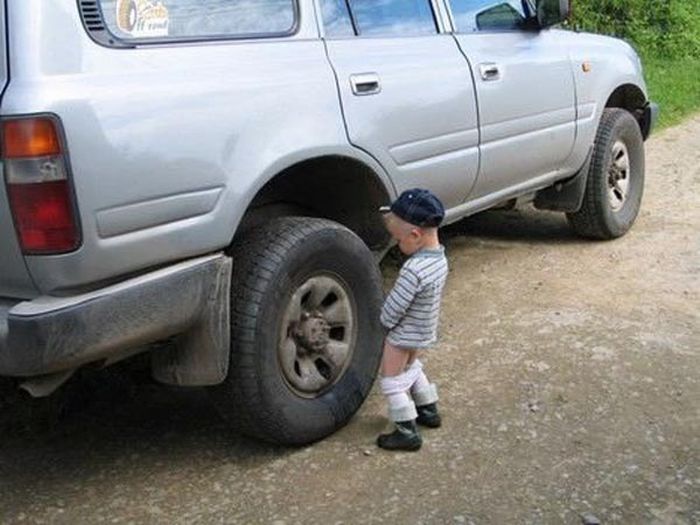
[386,391,412,412]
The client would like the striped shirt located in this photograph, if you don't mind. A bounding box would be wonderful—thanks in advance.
[380,246,448,349]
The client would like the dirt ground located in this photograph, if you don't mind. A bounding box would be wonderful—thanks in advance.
[0,117,698,524]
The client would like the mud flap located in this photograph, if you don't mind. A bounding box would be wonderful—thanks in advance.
[534,148,592,213]
[151,257,231,386]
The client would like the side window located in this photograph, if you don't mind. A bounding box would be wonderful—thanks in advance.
[347,0,437,37]
[448,0,528,32]
[98,0,297,42]
[320,0,355,38]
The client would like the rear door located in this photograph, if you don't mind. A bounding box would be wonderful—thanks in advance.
[445,0,576,200]
[320,0,480,209]
[0,2,38,299]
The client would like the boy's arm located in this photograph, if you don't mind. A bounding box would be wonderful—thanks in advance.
[380,267,421,330]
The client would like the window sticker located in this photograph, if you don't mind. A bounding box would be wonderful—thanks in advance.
[116,0,170,37]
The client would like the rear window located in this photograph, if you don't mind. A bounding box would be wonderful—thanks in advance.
[348,0,437,37]
[98,0,297,42]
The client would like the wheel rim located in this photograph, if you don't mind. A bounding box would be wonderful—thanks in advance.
[608,140,631,212]
[278,274,356,397]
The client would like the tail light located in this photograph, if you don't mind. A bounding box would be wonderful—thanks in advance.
[2,116,81,254]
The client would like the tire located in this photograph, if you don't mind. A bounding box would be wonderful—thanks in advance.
[567,108,645,239]
[116,0,137,33]
[209,217,384,445]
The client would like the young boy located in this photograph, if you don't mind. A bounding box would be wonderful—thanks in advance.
[377,188,448,451]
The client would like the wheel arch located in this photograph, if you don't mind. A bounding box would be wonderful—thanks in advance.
[604,83,653,139]
[233,153,395,251]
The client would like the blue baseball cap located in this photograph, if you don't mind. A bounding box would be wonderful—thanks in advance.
[380,188,445,228]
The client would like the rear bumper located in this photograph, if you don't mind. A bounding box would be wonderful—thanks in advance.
[0,254,230,378]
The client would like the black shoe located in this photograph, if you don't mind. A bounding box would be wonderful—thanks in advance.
[377,420,422,451]
[416,403,442,428]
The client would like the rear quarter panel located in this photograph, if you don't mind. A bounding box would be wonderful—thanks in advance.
[0,1,40,299]
[2,0,371,294]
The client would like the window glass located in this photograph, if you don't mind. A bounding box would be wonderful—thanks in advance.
[348,0,437,37]
[448,0,527,32]
[99,0,296,41]
[321,0,355,37]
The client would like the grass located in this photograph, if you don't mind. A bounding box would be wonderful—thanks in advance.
[643,57,700,129]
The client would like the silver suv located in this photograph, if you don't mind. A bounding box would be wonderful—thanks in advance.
[0,0,657,444]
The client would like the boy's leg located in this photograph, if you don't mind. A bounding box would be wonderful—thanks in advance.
[381,343,415,376]
[408,359,441,428]
[380,343,415,422]
[377,343,421,451]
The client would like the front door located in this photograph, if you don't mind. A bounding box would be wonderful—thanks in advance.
[445,0,577,200]
[320,0,480,209]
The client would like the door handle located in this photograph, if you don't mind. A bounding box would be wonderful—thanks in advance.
[350,73,381,96]
[479,63,501,81]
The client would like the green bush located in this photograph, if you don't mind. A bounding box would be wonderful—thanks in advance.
[573,0,700,59]
[643,58,700,127]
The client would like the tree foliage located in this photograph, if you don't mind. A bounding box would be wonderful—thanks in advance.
[573,0,700,58]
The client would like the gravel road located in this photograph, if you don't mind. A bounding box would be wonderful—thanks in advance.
[1,117,698,524]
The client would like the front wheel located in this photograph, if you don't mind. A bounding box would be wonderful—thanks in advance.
[567,108,645,239]
[209,217,384,445]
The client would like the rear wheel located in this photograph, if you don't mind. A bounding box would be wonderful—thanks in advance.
[209,217,384,445]
[567,108,645,239]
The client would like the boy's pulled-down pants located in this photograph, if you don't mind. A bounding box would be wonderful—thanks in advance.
[380,359,439,422]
